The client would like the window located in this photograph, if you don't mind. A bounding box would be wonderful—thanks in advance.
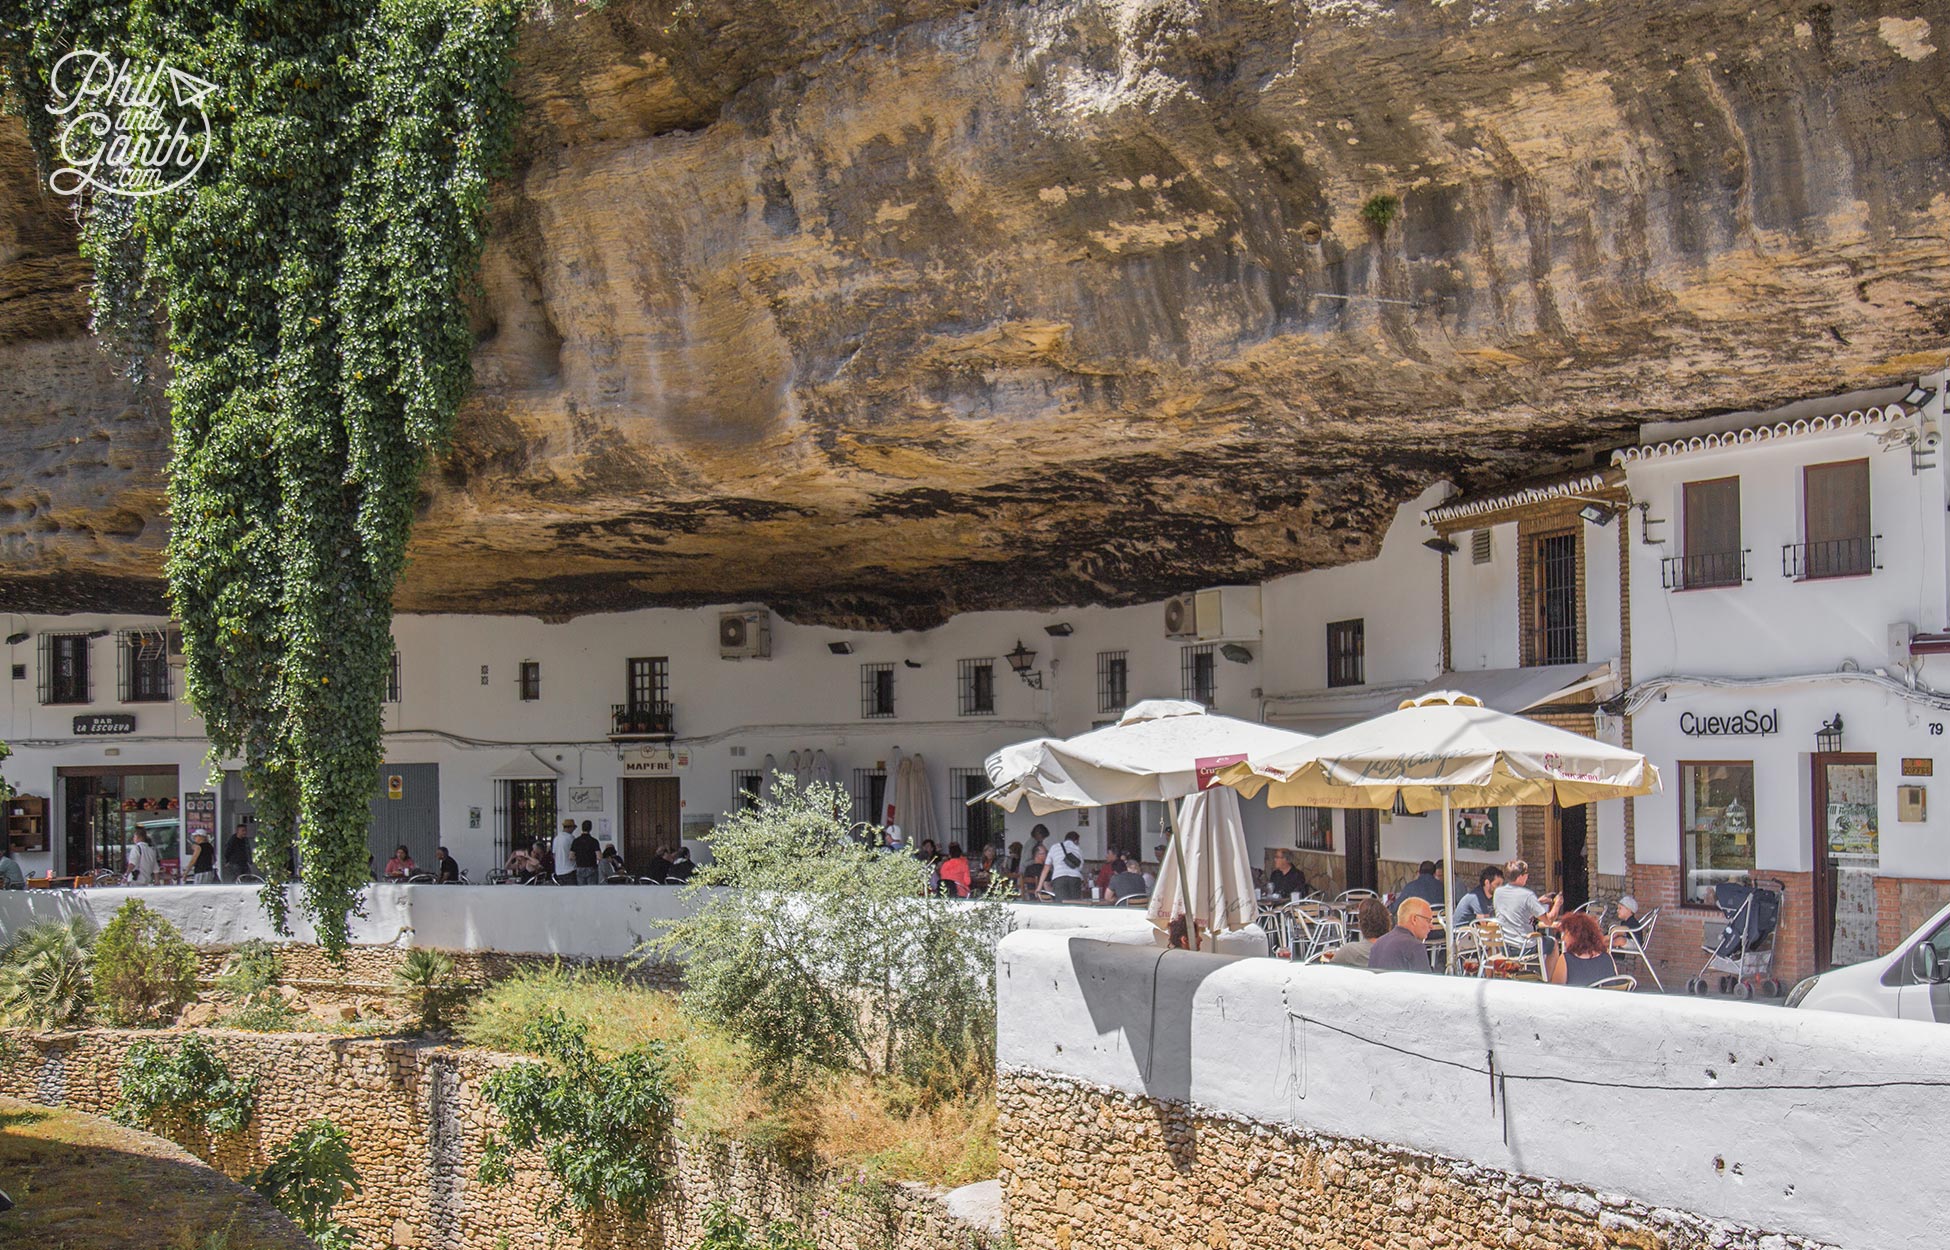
[627,657,669,711]
[1681,762,1756,905]
[1180,644,1216,706]
[1525,531,1579,666]
[1295,806,1332,851]
[1798,458,1873,579]
[39,633,90,705]
[1677,476,1743,589]
[733,770,763,812]
[1471,528,1493,565]
[1097,651,1129,714]
[518,660,541,701]
[851,767,888,826]
[499,778,557,865]
[950,767,1001,852]
[958,659,995,716]
[119,630,171,703]
[386,650,402,703]
[1326,619,1364,688]
[861,663,895,718]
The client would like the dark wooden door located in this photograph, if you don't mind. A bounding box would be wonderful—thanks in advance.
[1812,753,1878,971]
[621,778,682,869]
[1345,808,1380,892]
[1105,802,1141,859]
[1555,803,1589,911]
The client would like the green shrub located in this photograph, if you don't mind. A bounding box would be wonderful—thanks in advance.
[1360,191,1402,232]
[93,899,199,1027]
[0,916,95,1030]
[215,940,283,1002]
[114,1034,256,1141]
[249,1118,360,1250]
[697,1201,816,1250]
[479,1009,676,1222]
[394,948,467,1034]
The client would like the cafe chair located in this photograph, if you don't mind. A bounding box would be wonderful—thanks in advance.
[1591,974,1638,992]
[1613,908,1664,991]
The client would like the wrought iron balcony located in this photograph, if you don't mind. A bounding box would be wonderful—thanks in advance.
[1661,549,1748,591]
[609,702,675,739]
[1783,535,1879,581]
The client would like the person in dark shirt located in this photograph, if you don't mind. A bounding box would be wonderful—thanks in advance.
[570,823,601,885]
[1397,861,1446,908]
[222,829,253,881]
[1267,849,1309,898]
[188,832,218,883]
[1368,898,1436,972]
[663,845,694,882]
[434,846,461,883]
[644,846,672,883]
[1106,860,1149,901]
[1452,866,1504,928]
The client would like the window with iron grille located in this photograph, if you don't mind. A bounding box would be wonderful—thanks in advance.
[733,770,763,812]
[627,657,669,711]
[498,778,557,866]
[1180,644,1216,706]
[119,630,171,703]
[949,767,1002,852]
[860,663,895,718]
[958,659,995,716]
[1096,650,1128,714]
[518,660,541,701]
[851,768,888,826]
[1471,528,1493,564]
[1525,531,1579,666]
[1676,476,1744,589]
[1295,806,1333,851]
[385,649,402,703]
[38,633,90,705]
[1326,619,1364,688]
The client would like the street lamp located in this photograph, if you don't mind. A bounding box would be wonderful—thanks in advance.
[1004,640,1042,689]
[1815,714,1844,754]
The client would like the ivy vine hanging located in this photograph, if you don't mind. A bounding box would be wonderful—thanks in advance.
[0,0,521,954]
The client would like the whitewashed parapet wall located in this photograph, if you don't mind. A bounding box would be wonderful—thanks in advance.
[996,931,1950,1250]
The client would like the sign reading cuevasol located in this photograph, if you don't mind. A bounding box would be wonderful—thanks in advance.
[1679,709,1780,737]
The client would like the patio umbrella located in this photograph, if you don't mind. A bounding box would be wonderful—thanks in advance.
[980,700,1315,815]
[906,753,940,849]
[1215,691,1661,969]
[792,749,815,791]
[881,748,906,831]
[810,750,835,788]
[1146,785,1257,942]
[758,753,781,804]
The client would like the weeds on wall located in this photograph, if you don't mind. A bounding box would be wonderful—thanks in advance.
[93,900,199,1027]
[1360,192,1402,232]
[114,1034,257,1143]
[696,1200,817,1250]
[393,947,468,1035]
[213,940,304,1032]
[249,1118,362,1250]
[0,916,96,1030]
[479,1009,677,1224]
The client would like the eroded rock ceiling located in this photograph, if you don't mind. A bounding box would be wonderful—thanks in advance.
[2,0,1948,628]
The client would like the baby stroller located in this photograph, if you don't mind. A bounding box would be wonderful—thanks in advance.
[1687,878,1786,999]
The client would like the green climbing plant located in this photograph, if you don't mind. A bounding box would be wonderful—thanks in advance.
[0,0,522,956]
[114,1033,257,1142]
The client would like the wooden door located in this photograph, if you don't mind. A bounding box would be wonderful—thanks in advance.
[1812,753,1878,971]
[1105,802,1141,859]
[1345,809,1379,892]
[1554,803,1590,911]
[621,778,682,869]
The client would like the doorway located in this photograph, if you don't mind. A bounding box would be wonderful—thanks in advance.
[1105,802,1142,860]
[1344,809,1379,893]
[621,777,681,869]
[57,766,180,878]
[368,764,441,876]
[1812,753,1879,971]
[1551,803,1590,911]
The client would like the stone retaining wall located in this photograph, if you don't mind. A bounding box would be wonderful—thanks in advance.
[0,1028,993,1250]
[190,945,677,1010]
[997,1070,1829,1250]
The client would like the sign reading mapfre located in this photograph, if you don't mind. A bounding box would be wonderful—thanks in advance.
[72,713,135,736]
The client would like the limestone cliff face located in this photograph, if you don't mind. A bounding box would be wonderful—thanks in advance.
[2,0,1947,627]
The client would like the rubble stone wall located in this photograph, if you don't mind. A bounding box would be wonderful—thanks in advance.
[0,1028,992,1250]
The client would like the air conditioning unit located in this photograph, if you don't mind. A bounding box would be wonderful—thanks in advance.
[1889,621,1917,660]
[165,625,187,668]
[1163,595,1198,639]
[1195,585,1263,642]
[719,610,772,659]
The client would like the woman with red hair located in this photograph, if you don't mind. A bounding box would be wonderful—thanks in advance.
[1547,911,1619,987]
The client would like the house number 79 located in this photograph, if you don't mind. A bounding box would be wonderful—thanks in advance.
[1931,723,1945,736]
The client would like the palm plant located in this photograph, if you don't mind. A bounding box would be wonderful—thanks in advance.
[0,916,96,1030]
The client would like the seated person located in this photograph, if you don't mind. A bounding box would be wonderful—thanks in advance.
[1107,858,1149,901]
[1368,898,1437,973]
[1492,859,1561,952]
[383,844,417,880]
[434,846,461,883]
[644,846,673,883]
[1324,897,1394,968]
[663,845,695,883]
[1267,849,1309,899]
[598,844,625,882]
[1609,894,1653,950]
[1452,865,1504,927]
[1092,855,1120,898]
[937,844,972,897]
[1396,860,1446,908]
[504,846,538,877]
[1547,912,1619,986]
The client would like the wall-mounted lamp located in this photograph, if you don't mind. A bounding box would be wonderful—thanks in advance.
[1903,384,1938,409]
[1578,502,1615,527]
[903,659,923,669]
[827,641,854,655]
[85,629,111,640]
[4,632,26,646]
[1816,714,1845,754]
[1004,640,1043,689]
[1422,537,1458,555]
[1043,622,1075,637]
[1220,643,1254,664]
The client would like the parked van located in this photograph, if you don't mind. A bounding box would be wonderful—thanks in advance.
[1788,901,1950,1022]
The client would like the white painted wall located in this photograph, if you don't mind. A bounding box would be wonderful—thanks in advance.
[1446,518,1523,672]
[999,930,1950,1250]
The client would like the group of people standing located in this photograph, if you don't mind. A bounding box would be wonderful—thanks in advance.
[499,819,694,885]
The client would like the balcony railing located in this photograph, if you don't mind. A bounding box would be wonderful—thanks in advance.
[609,703,675,739]
[1783,535,1879,581]
[1661,549,1748,591]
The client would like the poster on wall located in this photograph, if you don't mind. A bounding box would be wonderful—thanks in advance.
[568,785,604,812]
[1455,807,1499,852]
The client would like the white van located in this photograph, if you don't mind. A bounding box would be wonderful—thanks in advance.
[1787,900,1950,1022]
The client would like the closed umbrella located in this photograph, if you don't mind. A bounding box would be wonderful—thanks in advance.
[1216,691,1662,969]
[881,748,906,831]
[1147,785,1257,942]
[758,753,781,804]
[907,753,940,849]
[810,750,835,787]
[792,749,814,792]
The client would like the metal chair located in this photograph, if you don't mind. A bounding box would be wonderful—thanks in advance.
[1115,893,1150,906]
[1612,908,1665,991]
[1576,898,1608,917]
[1334,888,1380,909]
[1288,908,1346,964]
[1591,974,1638,991]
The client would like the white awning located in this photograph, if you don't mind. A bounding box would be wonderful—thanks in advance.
[1405,662,1614,713]
[487,749,562,780]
